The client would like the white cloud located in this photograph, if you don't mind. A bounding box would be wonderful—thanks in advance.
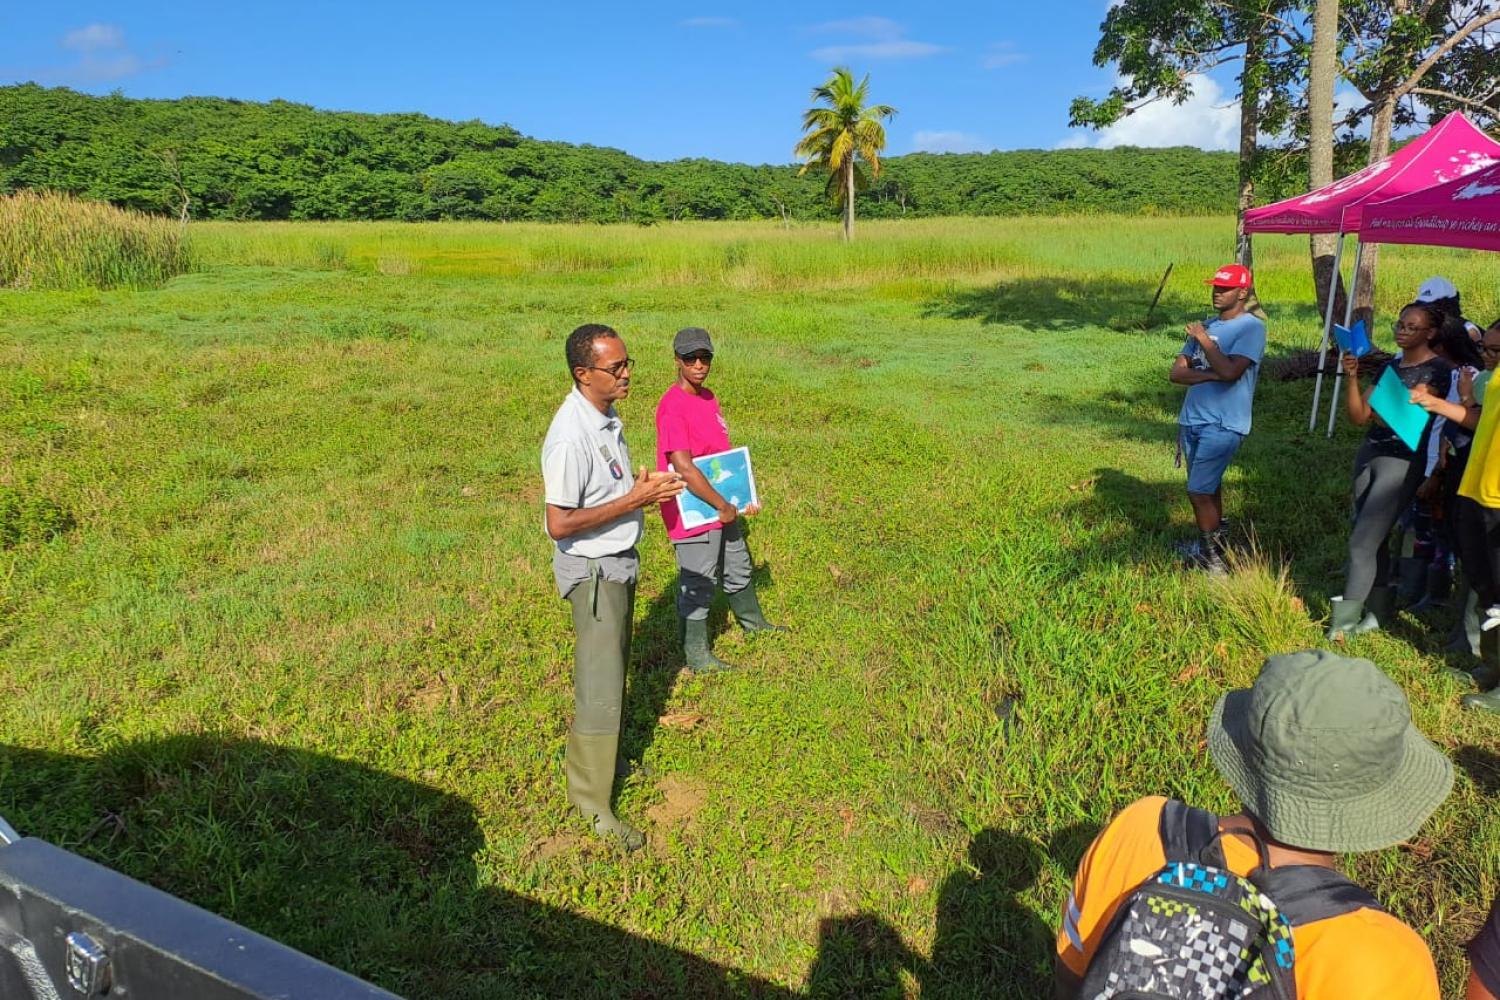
[63,23,124,51]
[10,24,159,84]
[913,130,989,154]
[982,41,1026,69]
[805,16,944,61]
[680,16,738,28]
[1058,74,1240,150]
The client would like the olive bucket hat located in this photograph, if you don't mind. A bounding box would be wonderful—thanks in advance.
[1207,649,1453,853]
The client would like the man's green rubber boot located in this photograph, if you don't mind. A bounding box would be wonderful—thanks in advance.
[1326,597,1377,641]
[683,616,736,673]
[727,586,788,634]
[565,732,644,851]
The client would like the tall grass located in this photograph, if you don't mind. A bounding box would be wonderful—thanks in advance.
[186,218,1498,348]
[0,190,192,291]
[4,219,1500,996]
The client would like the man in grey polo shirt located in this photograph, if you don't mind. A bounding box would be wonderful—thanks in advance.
[542,323,683,850]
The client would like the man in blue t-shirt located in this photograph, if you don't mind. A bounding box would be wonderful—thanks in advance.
[1168,263,1268,574]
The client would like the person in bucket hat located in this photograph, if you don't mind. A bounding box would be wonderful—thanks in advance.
[1169,263,1267,575]
[1055,649,1451,999]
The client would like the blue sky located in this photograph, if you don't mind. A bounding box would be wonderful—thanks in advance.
[0,3,1252,163]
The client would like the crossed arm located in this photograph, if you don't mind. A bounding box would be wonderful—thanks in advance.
[1169,351,1252,386]
[1169,325,1253,386]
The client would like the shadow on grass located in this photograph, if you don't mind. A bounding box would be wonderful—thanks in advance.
[0,737,797,1000]
[921,274,1199,333]
[2,737,1091,999]
[1456,745,1500,796]
[1048,367,1367,613]
[806,825,1097,1000]
[921,274,1330,337]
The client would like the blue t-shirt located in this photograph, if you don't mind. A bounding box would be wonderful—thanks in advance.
[1177,313,1267,435]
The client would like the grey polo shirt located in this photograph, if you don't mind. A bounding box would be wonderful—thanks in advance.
[541,387,642,596]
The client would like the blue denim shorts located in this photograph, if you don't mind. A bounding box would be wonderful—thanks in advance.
[1179,423,1244,495]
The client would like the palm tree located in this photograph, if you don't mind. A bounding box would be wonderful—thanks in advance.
[794,68,896,242]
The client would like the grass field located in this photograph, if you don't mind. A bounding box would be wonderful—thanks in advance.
[3,216,1499,998]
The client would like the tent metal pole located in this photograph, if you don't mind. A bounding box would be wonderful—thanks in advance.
[1326,240,1365,437]
[1309,234,1346,431]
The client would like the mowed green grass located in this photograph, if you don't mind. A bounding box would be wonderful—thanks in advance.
[2,217,1499,998]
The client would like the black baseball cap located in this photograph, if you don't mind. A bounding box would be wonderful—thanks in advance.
[673,327,714,357]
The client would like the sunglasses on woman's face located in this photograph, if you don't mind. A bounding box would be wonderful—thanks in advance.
[678,352,713,365]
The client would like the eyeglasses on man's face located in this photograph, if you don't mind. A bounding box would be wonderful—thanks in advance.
[588,358,635,379]
[1481,344,1500,356]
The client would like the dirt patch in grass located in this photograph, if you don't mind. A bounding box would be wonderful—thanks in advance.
[403,671,460,713]
[646,775,707,838]
[527,830,585,862]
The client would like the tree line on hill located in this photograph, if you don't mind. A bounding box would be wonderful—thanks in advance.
[0,84,1323,225]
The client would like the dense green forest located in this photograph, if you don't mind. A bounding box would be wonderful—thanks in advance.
[1,84,1256,222]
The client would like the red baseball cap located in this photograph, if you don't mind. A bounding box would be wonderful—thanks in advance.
[1205,263,1253,288]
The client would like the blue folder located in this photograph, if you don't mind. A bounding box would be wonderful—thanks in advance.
[1368,365,1431,452]
[675,446,758,531]
[1333,319,1371,358]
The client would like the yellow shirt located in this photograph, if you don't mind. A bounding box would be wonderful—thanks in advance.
[1461,372,1500,507]
[1056,797,1440,1000]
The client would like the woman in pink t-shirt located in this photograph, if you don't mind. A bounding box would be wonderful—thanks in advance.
[655,328,785,672]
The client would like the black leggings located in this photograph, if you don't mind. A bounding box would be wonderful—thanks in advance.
[1456,497,1500,608]
[1343,442,1424,602]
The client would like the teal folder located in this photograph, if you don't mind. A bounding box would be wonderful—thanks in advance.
[1368,365,1431,452]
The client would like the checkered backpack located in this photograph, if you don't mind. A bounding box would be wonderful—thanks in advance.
[1077,800,1383,999]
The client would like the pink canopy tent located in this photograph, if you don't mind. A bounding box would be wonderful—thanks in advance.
[1245,111,1500,234]
[1244,112,1500,433]
[1362,159,1500,252]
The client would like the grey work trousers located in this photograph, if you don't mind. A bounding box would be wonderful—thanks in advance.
[564,570,634,737]
[672,521,753,620]
[1343,441,1424,603]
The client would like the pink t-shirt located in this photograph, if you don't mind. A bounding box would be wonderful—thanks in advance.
[656,384,732,540]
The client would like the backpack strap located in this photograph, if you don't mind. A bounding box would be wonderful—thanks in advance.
[1158,798,1226,868]
[1252,864,1386,926]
